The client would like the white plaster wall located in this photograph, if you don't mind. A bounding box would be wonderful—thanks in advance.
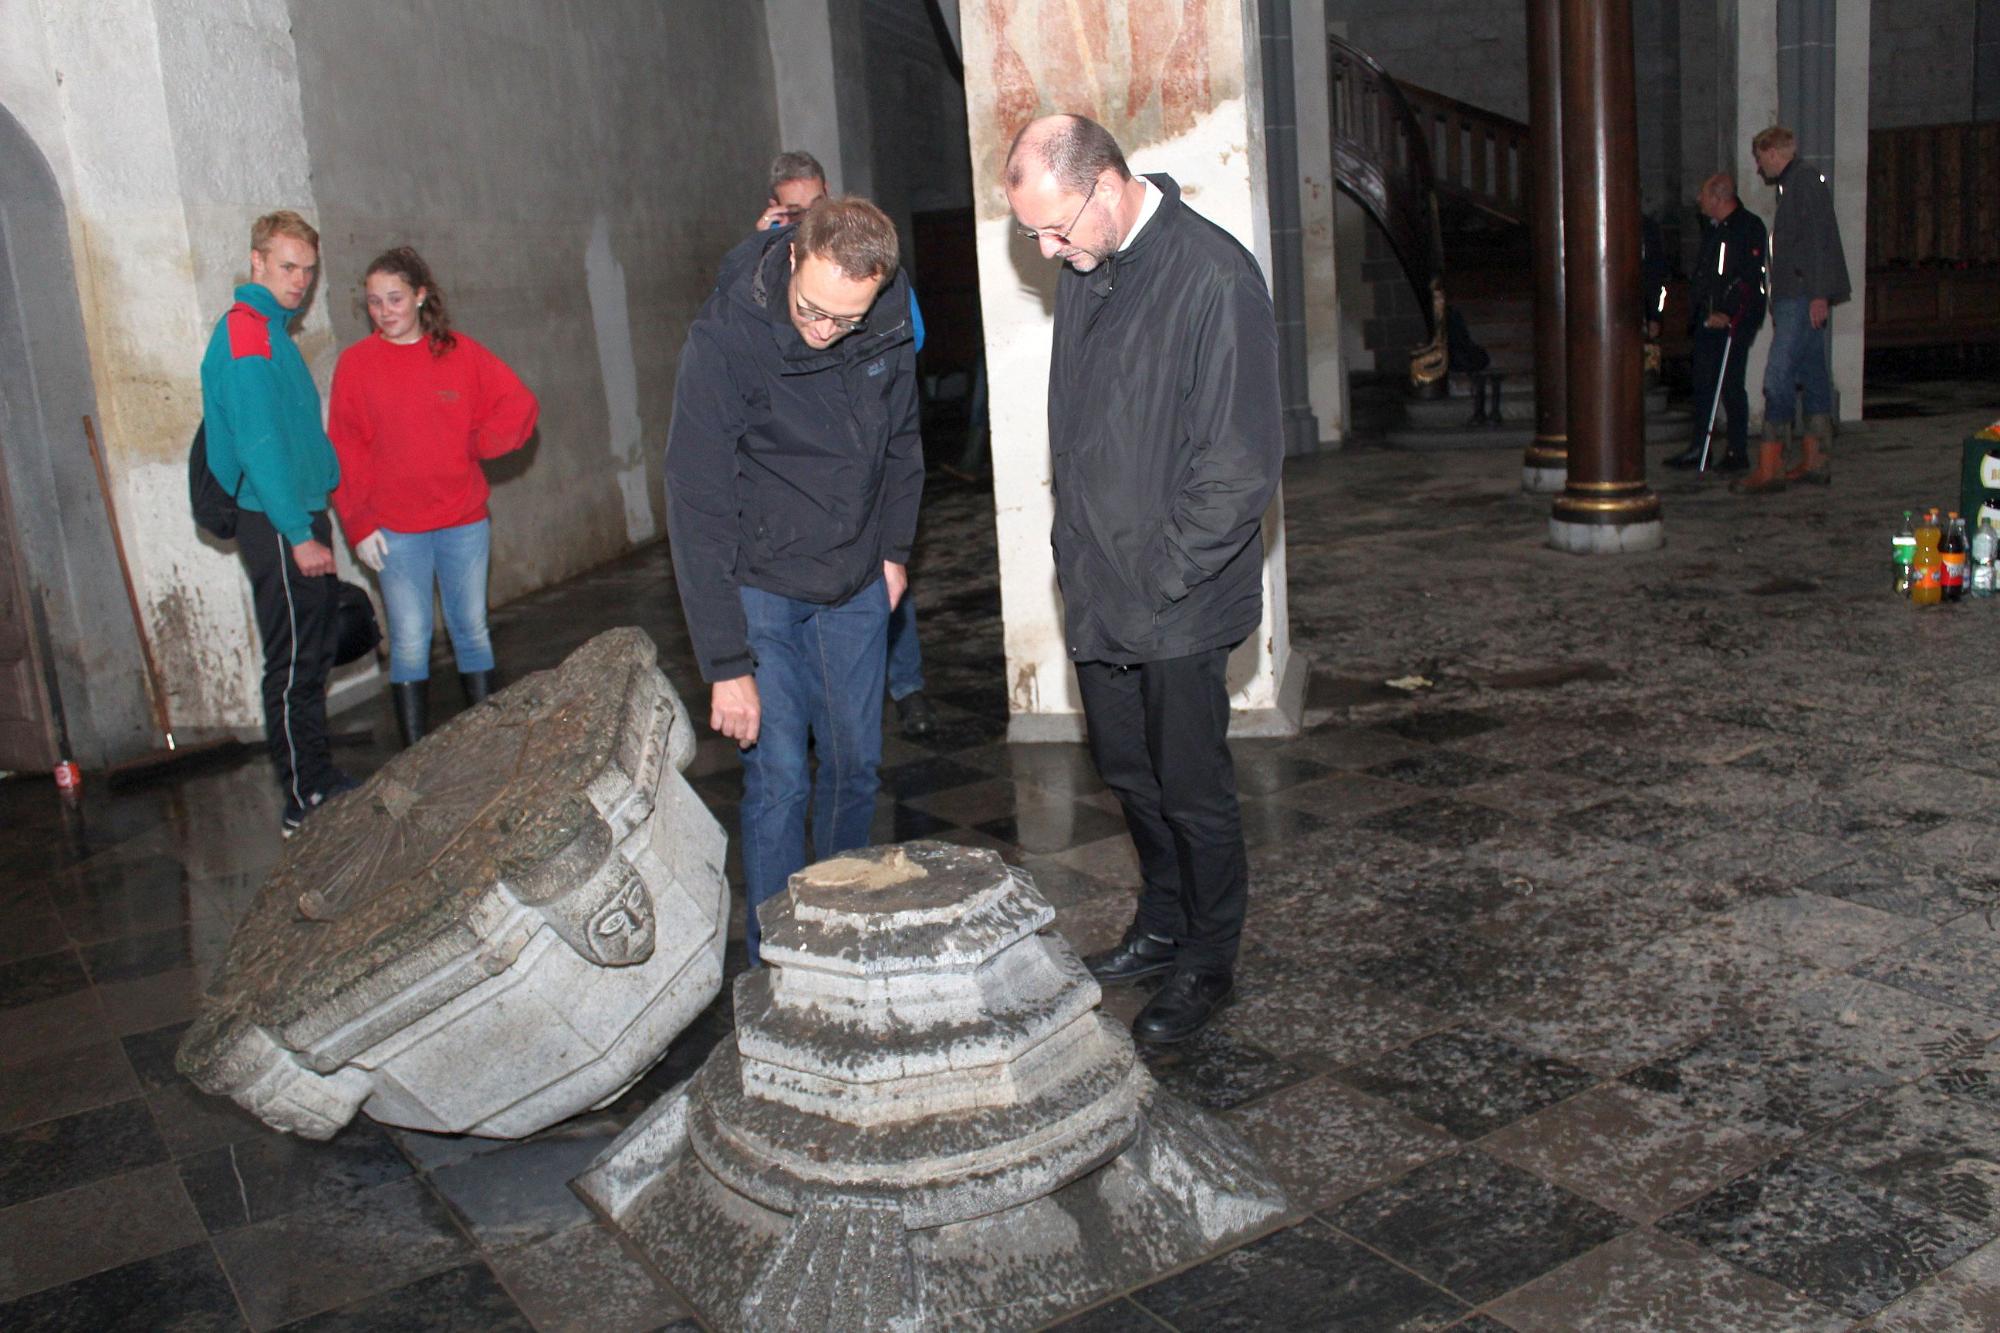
[8,0,326,732]
[964,0,1298,739]
[285,0,781,609]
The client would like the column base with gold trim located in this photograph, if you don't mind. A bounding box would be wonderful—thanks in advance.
[1522,435,1568,494]
[1548,482,1663,554]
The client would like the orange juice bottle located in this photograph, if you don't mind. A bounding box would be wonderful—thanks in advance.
[1913,508,1944,605]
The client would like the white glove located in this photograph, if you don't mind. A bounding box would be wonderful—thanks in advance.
[355,530,388,572]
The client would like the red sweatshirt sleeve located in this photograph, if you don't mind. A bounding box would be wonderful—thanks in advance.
[327,344,380,543]
[465,337,539,460]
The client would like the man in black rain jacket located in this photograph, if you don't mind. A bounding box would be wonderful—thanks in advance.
[664,197,921,964]
[1005,114,1283,1044]
[1667,172,1766,473]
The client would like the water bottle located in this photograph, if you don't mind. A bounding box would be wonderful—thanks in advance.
[1974,520,1997,599]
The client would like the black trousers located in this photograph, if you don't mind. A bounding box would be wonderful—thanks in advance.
[1691,324,1753,459]
[1075,647,1246,973]
[236,508,339,807]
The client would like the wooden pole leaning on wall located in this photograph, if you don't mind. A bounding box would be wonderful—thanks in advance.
[1522,0,1567,494]
[82,415,245,783]
[1550,0,1661,553]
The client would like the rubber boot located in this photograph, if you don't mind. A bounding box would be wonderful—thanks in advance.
[1730,439,1789,494]
[391,681,428,749]
[460,669,495,706]
[1786,414,1833,485]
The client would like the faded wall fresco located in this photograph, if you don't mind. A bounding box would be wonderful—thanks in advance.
[966,0,1246,220]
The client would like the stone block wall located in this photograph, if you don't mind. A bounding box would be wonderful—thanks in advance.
[1870,1,1978,129]
[1326,0,1530,121]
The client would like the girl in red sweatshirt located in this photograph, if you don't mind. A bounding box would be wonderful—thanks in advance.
[329,247,538,746]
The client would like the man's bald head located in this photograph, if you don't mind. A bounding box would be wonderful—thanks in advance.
[1005,114,1130,196]
[1699,172,1739,221]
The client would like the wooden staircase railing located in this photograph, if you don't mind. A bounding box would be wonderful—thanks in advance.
[1397,82,1531,227]
[1328,35,1449,388]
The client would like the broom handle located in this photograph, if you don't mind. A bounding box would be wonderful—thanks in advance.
[81,415,174,742]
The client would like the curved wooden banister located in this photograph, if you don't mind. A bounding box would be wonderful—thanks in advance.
[1328,34,1449,389]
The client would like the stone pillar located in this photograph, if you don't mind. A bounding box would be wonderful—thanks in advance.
[1549,0,1662,554]
[1293,0,1349,445]
[961,0,1304,740]
[1725,0,1778,432]
[763,0,874,193]
[1523,0,1568,494]
[1826,0,1868,424]
[1254,0,1321,456]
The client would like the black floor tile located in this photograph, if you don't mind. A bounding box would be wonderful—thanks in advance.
[0,914,68,967]
[121,1021,193,1093]
[0,1097,167,1209]
[1137,1022,1312,1111]
[1045,1296,1163,1330]
[49,852,212,944]
[0,1242,244,1332]
[279,1261,531,1332]
[1356,799,1511,850]
[1366,750,1519,791]
[0,950,91,1011]
[0,1039,140,1133]
[79,926,200,986]
[1131,1219,1468,1330]
[1658,1153,1993,1318]
[978,799,1127,855]
[1338,1028,1596,1139]
[178,1118,414,1233]
[1381,712,1509,744]
[210,1176,474,1330]
[425,1130,607,1248]
[1324,1150,1630,1304]
[877,754,991,799]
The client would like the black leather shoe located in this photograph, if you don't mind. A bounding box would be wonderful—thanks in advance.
[1715,449,1750,474]
[1083,928,1177,986]
[1664,445,1705,470]
[1133,968,1234,1044]
[894,690,938,739]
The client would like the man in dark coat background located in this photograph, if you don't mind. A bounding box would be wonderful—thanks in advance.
[1667,172,1766,474]
[1003,114,1283,1044]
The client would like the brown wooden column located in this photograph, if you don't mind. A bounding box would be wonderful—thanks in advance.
[1550,0,1661,551]
[1522,0,1566,493]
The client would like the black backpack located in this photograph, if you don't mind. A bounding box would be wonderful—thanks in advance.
[189,421,242,540]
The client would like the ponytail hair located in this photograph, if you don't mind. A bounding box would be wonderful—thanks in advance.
[364,246,456,355]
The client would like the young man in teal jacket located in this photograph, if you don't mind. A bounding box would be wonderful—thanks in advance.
[200,210,352,835]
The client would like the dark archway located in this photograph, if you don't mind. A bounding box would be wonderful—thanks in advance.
[0,103,150,769]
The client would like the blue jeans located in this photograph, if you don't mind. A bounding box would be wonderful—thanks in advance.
[378,520,494,684]
[886,592,924,700]
[1762,296,1833,428]
[738,579,889,962]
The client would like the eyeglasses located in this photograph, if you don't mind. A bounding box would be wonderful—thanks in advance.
[1017,181,1098,246]
[794,293,869,334]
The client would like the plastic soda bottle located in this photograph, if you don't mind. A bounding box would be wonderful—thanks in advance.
[1893,511,1916,595]
[1913,509,1944,606]
[1972,520,1996,599]
[1942,513,1969,602]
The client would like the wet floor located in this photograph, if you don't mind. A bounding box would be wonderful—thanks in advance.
[4,384,2000,1329]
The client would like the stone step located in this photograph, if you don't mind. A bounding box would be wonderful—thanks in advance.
[1402,383,1670,427]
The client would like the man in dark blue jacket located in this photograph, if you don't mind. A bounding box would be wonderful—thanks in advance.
[1005,115,1283,1044]
[1667,173,1766,474]
[664,197,921,963]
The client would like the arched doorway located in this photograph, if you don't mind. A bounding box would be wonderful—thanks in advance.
[0,104,150,771]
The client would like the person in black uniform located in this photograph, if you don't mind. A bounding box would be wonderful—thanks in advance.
[1667,173,1766,473]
